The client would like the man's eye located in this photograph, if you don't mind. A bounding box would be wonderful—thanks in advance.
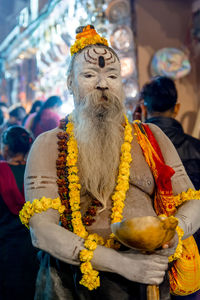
[108,75,117,79]
[84,74,93,78]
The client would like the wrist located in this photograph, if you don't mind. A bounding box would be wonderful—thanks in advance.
[91,245,121,274]
[175,215,189,239]
[176,217,186,233]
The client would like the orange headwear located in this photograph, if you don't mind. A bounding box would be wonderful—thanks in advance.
[70,25,109,56]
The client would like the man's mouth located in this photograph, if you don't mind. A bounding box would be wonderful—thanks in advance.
[101,95,108,101]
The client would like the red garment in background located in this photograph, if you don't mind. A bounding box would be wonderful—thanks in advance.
[32,108,61,138]
[0,161,25,214]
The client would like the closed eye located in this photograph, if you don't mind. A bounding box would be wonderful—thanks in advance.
[108,75,117,79]
[84,74,94,78]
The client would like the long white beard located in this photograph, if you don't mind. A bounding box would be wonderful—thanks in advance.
[73,90,125,206]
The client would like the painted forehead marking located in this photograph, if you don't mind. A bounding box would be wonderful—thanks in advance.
[83,48,116,68]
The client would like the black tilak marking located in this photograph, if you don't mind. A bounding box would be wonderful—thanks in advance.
[107,55,116,65]
[99,56,105,68]
[105,52,112,60]
[93,48,107,55]
[87,49,97,61]
[84,51,96,65]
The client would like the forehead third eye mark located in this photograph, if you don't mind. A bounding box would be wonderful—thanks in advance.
[99,56,105,68]
[83,48,116,67]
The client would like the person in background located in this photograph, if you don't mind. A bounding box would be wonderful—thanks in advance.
[0,102,9,123]
[140,76,200,300]
[0,126,38,300]
[30,96,62,138]
[0,105,27,159]
[8,106,27,126]
[23,100,43,129]
[140,76,200,190]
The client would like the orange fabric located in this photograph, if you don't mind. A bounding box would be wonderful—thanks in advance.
[134,121,200,295]
[76,26,97,40]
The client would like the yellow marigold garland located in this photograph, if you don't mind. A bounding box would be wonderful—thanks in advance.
[168,226,184,263]
[19,197,65,228]
[70,25,109,56]
[66,114,133,290]
[174,188,200,207]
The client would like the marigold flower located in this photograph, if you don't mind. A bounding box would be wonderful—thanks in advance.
[68,174,79,183]
[32,199,43,212]
[80,262,93,273]
[68,166,78,174]
[19,197,66,228]
[121,142,132,152]
[105,238,115,248]
[71,211,82,219]
[79,249,94,262]
[40,197,52,209]
[84,239,98,251]
[79,273,100,290]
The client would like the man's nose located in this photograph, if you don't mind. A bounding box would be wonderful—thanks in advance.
[96,78,108,90]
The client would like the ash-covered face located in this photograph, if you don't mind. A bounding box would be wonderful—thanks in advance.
[68,45,125,106]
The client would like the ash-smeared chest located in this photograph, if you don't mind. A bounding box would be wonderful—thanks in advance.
[84,48,116,68]
[129,134,155,196]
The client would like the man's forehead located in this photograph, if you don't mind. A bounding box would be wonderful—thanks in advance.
[74,46,120,71]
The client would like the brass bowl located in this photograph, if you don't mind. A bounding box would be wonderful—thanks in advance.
[111,215,178,252]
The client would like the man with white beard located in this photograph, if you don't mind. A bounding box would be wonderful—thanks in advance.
[20,25,200,300]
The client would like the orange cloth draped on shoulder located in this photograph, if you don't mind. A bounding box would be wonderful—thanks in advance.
[133,121,200,296]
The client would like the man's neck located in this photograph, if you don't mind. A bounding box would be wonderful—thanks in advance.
[147,111,174,119]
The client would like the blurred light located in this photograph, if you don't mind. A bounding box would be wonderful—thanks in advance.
[30,0,38,21]
[110,26,133,52]
[120,57,135,78]
[19,54,25,59]
[68,1,75,18]
[129,87,138,98]
[5,71,11,79]
[16,58,22,64]
[64,18,79,35]
[123,79,138,98]
[76,6,88,19]
[106,0,130,23]
[60,97,74,116]
[19,7,29,27]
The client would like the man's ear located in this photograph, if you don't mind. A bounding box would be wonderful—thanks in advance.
[67,75,73,94]
[173,103,180,117]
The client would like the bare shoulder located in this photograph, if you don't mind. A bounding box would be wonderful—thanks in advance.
[32,128,62,150]
[34,127,61,144]
[27,127,62,162]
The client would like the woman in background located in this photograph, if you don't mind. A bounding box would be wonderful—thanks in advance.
[23,100,43,129]
[30,95,62,138]
[0,126,38,300]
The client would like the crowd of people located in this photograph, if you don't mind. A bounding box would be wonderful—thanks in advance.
[0,95,63,137]
[0,24,200,300]
[0,95,63,299]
